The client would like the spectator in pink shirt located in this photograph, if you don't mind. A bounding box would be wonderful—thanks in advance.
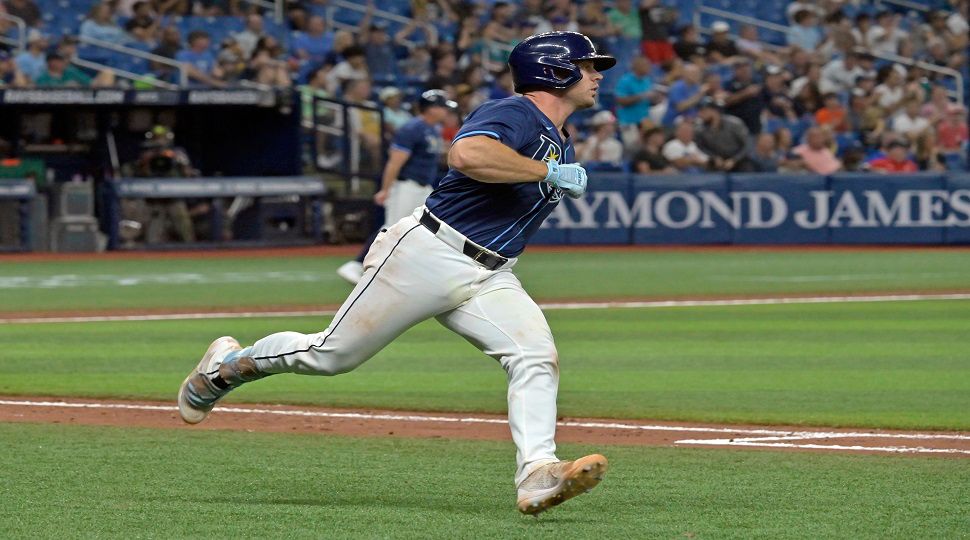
[937,104,968,154]
[792,127,842,174]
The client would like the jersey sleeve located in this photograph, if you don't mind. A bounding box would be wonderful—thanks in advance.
[452,100,532,150]
[389,122,418,154]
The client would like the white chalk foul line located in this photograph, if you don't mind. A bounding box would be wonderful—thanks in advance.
[675,439,970,456]
[1,400,968,456]
[3,293,970,324]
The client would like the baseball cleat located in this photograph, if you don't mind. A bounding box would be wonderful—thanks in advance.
[516,454,608,515]
[178,336,241,424]
[336,260,364,285]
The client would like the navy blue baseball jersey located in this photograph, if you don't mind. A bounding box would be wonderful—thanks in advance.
[391,117,445,186]
[425,96,572,258]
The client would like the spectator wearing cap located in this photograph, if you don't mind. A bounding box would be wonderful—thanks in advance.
[723,59,765,135]
[762,65,797,121]
[673,25,705,61]
[326,45,369,95]
[362,23,397,83]
[15,30,47,81]
[639,0,676,65]
[35,52,91,87]
[866,139,918,173]
[293,16,336,67]
[787,9,822,51]
[694,97,754,172]
[892,98,931,142]
[378,87,412,134]
[214,38,246,84]
[792,127,842,174]
[815,93,849,133]
[662,119,708,172]
[614,55,659,150]
[820,50,869,95]
[867,11,908,57]
[576,110,624,165]
[607,0,641,41]
[661,63,708,127]
[632,127,674,174]
[0,50,29,88]
[706,21,740,61]
[79,2,130,45]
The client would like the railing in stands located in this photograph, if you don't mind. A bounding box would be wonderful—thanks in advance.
[0,13,27,53]
[694,5,965,105]
[70,56,179,89]
[876,0,930,12]
[325,0,438,47]
[77,35,189,87]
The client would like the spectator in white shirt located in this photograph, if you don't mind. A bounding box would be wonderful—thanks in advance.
[873,64,907,112]
[892,98,931,141]
[576,110,624,164]
[326,45,370,95]
[866,11,908,56]
[819,50,868,94]
[662,119,709,172]
[233,14,265,59]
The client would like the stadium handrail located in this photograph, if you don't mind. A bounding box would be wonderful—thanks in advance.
[694,5,964,105]
[0,13,26,52]
[877,0,930,12]
[77,35,189,87]
[325,0,438,47]
[69,56,179,89]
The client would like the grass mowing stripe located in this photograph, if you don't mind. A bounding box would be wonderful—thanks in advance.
[1,423,967,538]
[4,293,970,324]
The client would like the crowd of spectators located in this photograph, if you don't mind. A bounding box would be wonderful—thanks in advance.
[0,0,967,174]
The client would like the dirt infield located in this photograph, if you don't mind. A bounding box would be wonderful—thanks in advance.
[1,397,967,457]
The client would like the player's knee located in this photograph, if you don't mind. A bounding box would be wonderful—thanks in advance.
[313,350,364,376]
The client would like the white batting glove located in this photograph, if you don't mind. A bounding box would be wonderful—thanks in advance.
[544,160,588,199]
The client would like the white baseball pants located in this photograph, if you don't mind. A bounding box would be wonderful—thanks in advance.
[383,179,433,228]
[248,207,560,485]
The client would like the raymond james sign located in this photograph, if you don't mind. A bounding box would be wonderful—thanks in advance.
[534,173,970,245]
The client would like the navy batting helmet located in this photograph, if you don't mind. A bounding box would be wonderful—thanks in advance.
[418,89,457,111]
[508,32,616,93]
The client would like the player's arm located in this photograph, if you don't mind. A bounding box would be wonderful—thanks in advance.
[447,135,547,184]
[374,147,410,205]
[448,135,587,198]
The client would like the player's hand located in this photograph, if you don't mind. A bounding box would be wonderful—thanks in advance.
[373,190,388,206]
[544,160,587,199]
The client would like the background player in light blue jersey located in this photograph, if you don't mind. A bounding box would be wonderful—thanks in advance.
[179,32,615,516]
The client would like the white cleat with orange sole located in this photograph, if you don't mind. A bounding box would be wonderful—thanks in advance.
[516,454,608,515]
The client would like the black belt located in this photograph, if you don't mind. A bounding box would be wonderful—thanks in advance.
[419,210,509,271]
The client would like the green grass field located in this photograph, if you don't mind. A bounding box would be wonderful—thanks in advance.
[1,248,968,537]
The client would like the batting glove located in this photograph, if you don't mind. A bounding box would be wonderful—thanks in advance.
[544,160,588,199]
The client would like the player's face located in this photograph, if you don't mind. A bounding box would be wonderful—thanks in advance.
[565,60,603,109]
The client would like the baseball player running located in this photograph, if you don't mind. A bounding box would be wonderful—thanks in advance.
[337,89,457,284]
[179,32,615,515]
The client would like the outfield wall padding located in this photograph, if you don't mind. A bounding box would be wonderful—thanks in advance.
[536,172,970,245]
